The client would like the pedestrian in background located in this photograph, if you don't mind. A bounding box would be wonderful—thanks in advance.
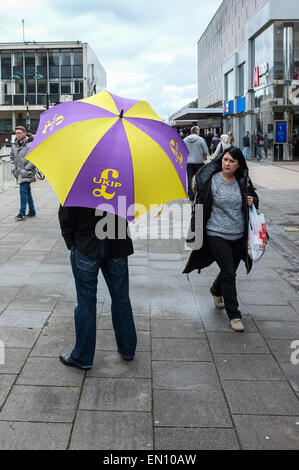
[242,131,250,160]
[264,134,269,159]
[257,131,264,161]
[212,134,231,159]
[205,132,214,155]
[228,131,234,146]
[211,134,220,154]
[10,126,36,221]
[58,207,137,369]
[184,147,259,332]
[184,126,208,201]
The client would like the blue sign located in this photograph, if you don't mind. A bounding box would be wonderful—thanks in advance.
[223,100,234,115]
[236,96,246,114]
[276,121,287,143]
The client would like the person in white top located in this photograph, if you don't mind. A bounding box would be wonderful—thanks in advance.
[213,134,231,159]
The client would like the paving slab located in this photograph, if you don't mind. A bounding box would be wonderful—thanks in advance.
[42,317,76,336]
[0,310,51,329]
[30,334,75,358]
[79,378,151,411]
[214,354,285,381]
[16,357,85,386]
[0,348,30,375]
[207,332,270,354]
[154,389,233,428]
[233,415,299,450]
[151,318,205,338]
[0,422,72,450]
[0,327,41,348]
[255,321,299,339]
[245,305,299,322]
[155,427,240,450]
[152,361,221,391]
[266,339,295,363]
[238,290,289,306]
[280,364,299,392]
[222,381,299,415]
[0,375,16,408]
[69,410,153,450]
[152,338,212,362]
[0,385,80,422]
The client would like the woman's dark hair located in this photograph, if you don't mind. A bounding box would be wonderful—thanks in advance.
[222,146,248,170]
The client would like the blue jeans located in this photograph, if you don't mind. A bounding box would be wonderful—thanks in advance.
[19,182,35,215]
[243,146,249,160]
[69,245,137,368]
[257,146,263,161]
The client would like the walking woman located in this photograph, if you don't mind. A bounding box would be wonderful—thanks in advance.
[183,147,259,332]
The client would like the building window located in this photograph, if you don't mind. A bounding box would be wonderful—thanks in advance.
[49,51,60,66]
[36,51,48,79]
[1,53,12,79]
[225,70,234,101]
[74,80,83,94]
[238,63,245,97]
[74,49,83,65]
[61,50,71,66]
[61,79,72,94]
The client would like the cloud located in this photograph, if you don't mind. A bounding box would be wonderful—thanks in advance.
[0,0,223,118]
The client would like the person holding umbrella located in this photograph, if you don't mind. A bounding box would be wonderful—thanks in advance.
[58,207,137,369]
[183,147,258,332]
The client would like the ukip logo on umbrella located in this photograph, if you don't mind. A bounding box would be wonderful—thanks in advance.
[25,90,188,221]
[93,169,122,200]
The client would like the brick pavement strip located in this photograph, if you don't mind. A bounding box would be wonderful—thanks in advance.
[0,168,298,449]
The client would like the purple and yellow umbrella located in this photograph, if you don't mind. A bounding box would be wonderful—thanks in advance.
[26,91,187,221]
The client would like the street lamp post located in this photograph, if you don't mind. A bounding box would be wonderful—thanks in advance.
[11,71,44,131]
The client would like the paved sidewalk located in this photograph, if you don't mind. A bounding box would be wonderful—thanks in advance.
[0,168,299,450]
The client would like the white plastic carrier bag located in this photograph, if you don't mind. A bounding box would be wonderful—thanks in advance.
[248,204,267,262]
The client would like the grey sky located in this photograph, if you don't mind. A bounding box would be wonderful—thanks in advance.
[1,0,222,119]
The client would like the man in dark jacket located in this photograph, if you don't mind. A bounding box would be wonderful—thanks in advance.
[58,206,137,370]
[10,126,36,221]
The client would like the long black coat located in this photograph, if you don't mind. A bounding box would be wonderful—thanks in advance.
[183,157,259,275]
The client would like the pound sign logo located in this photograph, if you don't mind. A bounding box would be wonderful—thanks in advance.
[170,140,183,169]
[42,114,64,134]
[93,169,122,200]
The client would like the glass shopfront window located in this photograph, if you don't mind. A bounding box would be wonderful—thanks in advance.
[239,63,245,97]
[294,23,299,80]
[225,70,234,100]
[253,24,274,85]
[274,22,284,79]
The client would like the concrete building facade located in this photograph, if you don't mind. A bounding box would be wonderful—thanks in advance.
[197,0,299,161]
[0,41,106,134]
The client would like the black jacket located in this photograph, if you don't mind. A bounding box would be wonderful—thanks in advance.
[183,156,259,275]
[58,206,134,259]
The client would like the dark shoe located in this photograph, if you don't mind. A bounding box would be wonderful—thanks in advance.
[118,350,134,361]
[26,211,36,218]
[59,353,91,370]
[15,213,25,221]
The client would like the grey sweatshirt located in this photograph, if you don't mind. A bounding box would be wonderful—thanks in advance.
[206,172,244,240]
[184,135,208,164]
